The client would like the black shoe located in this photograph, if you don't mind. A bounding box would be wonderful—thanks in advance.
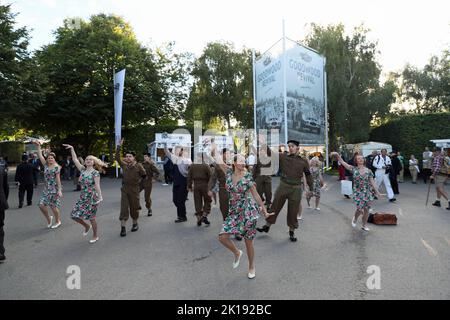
[202,216,211,227]
[256,225,270,233]
[432,201,441,207]
[175,218,187,223]
[446,206,450,211]
[289,231,298,242]
[27,202,32,206]
[148,209,152,217]
[0,254,5,263]
[344,195,350,199]
[389,198,397,203]
[19,204,23,209]
[131,224,139,232]
[235,235,243,241]
[120,227,126,237]
[374,196,379,200]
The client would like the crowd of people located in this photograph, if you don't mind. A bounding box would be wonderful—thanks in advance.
[0,139,449,279]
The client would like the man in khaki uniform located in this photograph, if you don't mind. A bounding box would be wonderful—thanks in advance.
[257,140,313,242]
[188,153,212,226]
[116,142,146,237]
[141,153,161,217]
[253,144,273,209]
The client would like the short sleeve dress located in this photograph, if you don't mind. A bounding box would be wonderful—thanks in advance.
[310,167,322,197]
[71,168,101,221]
[352,167,374,210]
[39,166,61,209]
[220,168,260,240]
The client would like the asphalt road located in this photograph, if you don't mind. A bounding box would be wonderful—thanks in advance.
[0,174,449,300]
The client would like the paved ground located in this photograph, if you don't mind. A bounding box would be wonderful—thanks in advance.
[0,173,449,300]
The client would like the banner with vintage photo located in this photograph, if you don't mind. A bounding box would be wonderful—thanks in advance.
[254,40,285,145]
[285,40,326,146]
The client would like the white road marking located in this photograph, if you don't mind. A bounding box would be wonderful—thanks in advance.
[421,239,438,257]
[398,208,404,217]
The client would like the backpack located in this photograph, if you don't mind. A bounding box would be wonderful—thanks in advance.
[368,212,397,225]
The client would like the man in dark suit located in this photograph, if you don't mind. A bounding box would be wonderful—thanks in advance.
[15,154,34,208]
[0,167,9,262]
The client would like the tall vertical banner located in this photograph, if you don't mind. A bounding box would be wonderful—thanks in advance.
[254,36,326,148]
[114,69,126,147]
[285,40,325,146]
[254,40,285,145]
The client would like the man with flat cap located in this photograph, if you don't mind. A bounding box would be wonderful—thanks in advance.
[257,139,313,242]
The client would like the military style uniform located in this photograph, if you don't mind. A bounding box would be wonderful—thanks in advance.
[266,152,313,230]
[188,164,212,222]
[141,161,160,212]
[209,163,228,221]
[253,145,273,208]
[116,148,146,222]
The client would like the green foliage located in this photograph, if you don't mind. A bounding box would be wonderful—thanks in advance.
[370,113,450,162]
[303,24,395,149]
[185,42,254,129]
[395,51,449,113]
[0,4,45,128]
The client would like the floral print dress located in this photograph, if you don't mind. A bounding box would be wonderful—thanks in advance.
[352,167,374,210]
[71,169,100,220]
[220,168,260,240]
[310,167,322,197]
[39,166,61,209]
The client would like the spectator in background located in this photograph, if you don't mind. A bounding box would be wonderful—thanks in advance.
[15,154,34,208]
[373,149,396,202]
[389,152,401,195]
[0,168,9,262]
[30,153,41,187]
[409,155,419,184]
[0,156,8,173]
[422,147,433,184]
[365,151,378,176]
[397,151,405,183]
[343,152,359,199]
[162,154,173,186]
[431,147,450,210]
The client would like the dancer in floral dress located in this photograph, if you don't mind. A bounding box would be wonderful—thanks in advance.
[331,152,382,232]
[213,150,272,279]
[64,145,105,243]
[306,157,325,211]
[33,141,63,229]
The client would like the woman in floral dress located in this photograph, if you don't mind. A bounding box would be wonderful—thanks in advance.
[214,151,272,279]
[306,157,325,211]
[33,141,63,229]
[331,152,382,232]
[64,145,105,243]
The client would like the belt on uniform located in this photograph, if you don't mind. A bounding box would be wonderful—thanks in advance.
[280,177,302,186]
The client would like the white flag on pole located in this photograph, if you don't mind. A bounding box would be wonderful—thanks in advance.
[114,69,126,147]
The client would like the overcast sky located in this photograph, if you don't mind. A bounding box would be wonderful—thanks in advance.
[9,0,450,74]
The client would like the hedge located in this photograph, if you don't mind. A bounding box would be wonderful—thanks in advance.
[369,113,450,166]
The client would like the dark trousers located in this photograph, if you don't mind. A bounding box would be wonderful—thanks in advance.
[19,184,33,206]
[390,176,399,195]
[218,188,229,221]
[193,182,211,217]
[140,182,153,210]
[256,175,272,206]
[0,209,5,256]
[173,185,188,220]
[164,169,173,184]
[422,169,432,184]
[32,171,38,186]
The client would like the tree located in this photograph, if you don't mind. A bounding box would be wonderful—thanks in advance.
[396,50,449,114]
[0,4,44,131]
[27,14,189,155]
[185,42,254,129]
[303,24,395,149]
